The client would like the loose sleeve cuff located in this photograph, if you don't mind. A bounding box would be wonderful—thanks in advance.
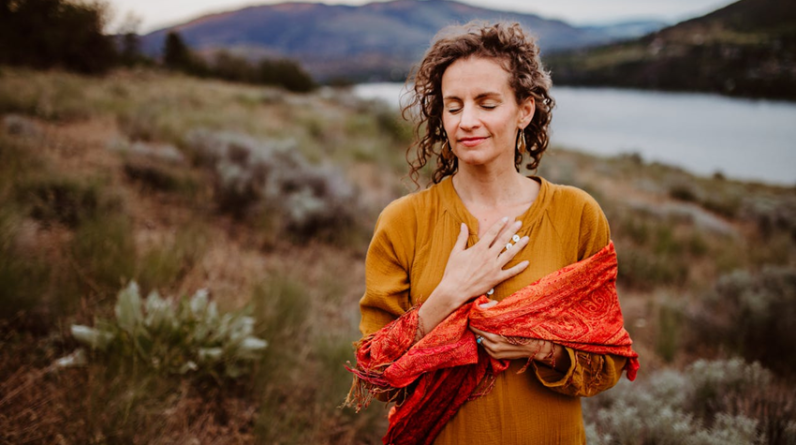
[533,346,577,388]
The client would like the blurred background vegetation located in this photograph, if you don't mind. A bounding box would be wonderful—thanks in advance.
[1,0,795,444]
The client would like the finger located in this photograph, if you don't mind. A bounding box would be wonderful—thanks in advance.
[483,216,511,249]
[453,222,469,251]
[497,235,530,266]
[499,260,530,281]
[470,326,486,336]
[471,327,500,342]
[478,300,498,309]
[490,220,522,253]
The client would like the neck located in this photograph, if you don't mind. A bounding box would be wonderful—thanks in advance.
[452,161,528,209]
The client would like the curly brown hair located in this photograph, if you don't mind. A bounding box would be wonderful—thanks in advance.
[402,21,555,188]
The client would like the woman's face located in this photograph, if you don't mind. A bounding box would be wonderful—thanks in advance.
[440,56,535,169]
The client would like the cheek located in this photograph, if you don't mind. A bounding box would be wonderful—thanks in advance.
[441,116,454,135]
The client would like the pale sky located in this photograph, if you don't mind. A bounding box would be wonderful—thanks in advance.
[104,0,737,34]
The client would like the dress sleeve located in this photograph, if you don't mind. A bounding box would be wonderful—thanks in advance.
[358,196,417,337]
[356,198,418,403]
[533,188,626,397]
[533,350,628,397]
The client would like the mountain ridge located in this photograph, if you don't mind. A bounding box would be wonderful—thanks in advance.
[140,0,663,82]
[545,0,796,100]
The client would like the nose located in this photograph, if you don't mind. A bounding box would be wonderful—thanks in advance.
[459,103,480,131]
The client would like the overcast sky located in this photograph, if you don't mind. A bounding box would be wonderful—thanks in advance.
[104,0,738,34]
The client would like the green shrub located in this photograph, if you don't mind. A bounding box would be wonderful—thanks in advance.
[184,129,364,245]
[122,158,200,198]
[617,248,688,290]
[16,176,111,228]
[686,358,771,419]
[655,299,684,363]
[688,268,796,374]
[689,414,762,445]
[70,281,267,381]
[670,184,698,202]
[584,358,790,445]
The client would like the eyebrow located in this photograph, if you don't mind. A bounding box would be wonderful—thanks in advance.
[443,92,503,101]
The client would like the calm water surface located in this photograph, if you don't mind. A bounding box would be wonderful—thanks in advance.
[353,83,796,186]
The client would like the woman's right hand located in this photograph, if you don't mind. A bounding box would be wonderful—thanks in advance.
[417,217,529,338]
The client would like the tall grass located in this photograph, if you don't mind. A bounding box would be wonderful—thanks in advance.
[252,271,384,444]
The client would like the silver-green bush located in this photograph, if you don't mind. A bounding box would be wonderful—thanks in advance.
[584,358,789,445]
[70,281,267,380]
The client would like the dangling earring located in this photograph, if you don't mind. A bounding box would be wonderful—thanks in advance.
[516,129,527,154]
[441,139,454,161]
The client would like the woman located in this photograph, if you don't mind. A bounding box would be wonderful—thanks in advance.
[349,21,638,444]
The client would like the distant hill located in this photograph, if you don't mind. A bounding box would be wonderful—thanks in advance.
[580,20,669,40]
[546,0,796,100]
[140,0,662,82]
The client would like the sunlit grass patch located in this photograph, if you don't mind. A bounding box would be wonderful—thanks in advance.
[0,68,94,120]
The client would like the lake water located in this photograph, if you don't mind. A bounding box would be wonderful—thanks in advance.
[353,83,796,186]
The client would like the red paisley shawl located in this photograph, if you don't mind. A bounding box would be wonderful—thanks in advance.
[346,241,640,445]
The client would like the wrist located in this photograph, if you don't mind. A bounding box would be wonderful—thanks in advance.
[533,342,565,371]
[426,282,458,315]
[548,345,571,372]
[414,310,427,343]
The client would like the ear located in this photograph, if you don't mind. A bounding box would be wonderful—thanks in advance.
[517,97,535,129]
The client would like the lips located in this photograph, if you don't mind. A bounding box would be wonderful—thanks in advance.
[458,136,488,147]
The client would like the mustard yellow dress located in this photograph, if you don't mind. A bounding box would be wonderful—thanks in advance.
[359,175,628,444]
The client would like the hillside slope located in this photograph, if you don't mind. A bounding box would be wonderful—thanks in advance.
[1,67,795,443]
[546,0,796,100]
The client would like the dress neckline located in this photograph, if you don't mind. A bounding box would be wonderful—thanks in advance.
[439,175,551,241]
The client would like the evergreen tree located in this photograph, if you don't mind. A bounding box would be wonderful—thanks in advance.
[0,0,117,74]
[119,32,141,66]
[256,59,316,92]
[163,31,192,70]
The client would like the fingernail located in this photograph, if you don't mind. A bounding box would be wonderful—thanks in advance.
[502,216,509,223]
[461,222,466,231]
[522,236,529,242]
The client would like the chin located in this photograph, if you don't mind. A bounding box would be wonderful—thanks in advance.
[455,150,503,168]
[456,155,488,167]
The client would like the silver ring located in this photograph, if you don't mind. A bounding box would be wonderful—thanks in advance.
[476,336,484,345]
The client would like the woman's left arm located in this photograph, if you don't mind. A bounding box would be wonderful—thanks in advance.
[535,188,629,396]
[539,186,628,396]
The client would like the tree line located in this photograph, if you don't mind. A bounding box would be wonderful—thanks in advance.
[0,0,316,92]
[162,32,316,92]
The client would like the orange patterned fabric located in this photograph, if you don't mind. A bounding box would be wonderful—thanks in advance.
[347,241,639,445]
